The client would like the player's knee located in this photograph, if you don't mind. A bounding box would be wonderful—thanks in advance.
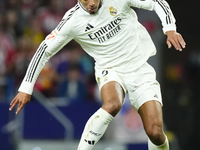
[145,123,164,144]
[102,99,122,116]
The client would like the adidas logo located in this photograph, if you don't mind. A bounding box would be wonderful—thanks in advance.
[154,94,159,99]
[84,139,95,145]
[85,23,94,32]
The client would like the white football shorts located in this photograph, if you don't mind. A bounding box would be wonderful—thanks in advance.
[95,62,162,111]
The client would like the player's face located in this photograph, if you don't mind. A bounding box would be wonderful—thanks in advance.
[78,0,101,14]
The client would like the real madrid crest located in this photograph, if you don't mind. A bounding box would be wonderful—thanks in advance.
[109,6,117,16]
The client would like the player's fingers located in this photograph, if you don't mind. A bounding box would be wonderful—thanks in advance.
[177,34,186,48]
[170,36,182,51]
[16,102,24,115]
[167,38,179,50]
[10,98,16,105]
[9,99,18,111]
[166,40,172,49]
[174,33,186,51]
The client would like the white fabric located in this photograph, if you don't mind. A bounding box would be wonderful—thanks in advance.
[148,135,169,150]
[77,108,113,150]
[95,63,162,110]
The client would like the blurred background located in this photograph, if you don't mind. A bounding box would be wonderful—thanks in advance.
[0,0,199,150]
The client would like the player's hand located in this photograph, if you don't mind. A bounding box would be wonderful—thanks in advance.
[9,92,31,115]
[166,30,186,51]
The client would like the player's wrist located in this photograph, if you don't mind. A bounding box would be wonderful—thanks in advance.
[163,24,176,35]
[18,82,33,95]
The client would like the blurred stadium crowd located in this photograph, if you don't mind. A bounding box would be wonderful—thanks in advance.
[0,0,100,104]
[1,0,199,149]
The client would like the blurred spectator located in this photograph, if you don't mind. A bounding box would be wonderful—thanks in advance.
[14,36,34,88]
[63,0,77,11]
[36,0,65,35]
[4,0,26,38]
[80,53,94,75]
[3,10,18,42]
[0,0,95,102]
[0,12,16,101]
[24,16,45,46]
[57,63,87,104]
[34,61,59,97]
[20,0,41,22]
[56,41,86,78]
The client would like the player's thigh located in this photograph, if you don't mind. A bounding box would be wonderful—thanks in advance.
[138,100,163,133]
[95,68,126,104]
[101,81,125,116]
[101,81,125,103]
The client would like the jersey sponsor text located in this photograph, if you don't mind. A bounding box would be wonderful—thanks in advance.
[88,17,122,43]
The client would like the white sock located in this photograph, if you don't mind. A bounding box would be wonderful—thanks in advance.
[77,108,113,150]
[148,135,169,150]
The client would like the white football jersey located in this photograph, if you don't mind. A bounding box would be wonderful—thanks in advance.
[19,0,176,94]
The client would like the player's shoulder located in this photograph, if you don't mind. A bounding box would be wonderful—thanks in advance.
[56,3,81,32]
[63,3,81,21]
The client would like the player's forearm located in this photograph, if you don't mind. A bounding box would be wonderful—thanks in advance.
[18,41,51,95]
[153,0,176,34]
[130,0,176,34]
[18,23,73,94]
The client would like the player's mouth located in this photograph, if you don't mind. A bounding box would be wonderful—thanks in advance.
[88,8,97,13]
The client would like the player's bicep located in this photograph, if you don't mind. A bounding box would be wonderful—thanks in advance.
[43,8,76,56]
[44,28,73,57]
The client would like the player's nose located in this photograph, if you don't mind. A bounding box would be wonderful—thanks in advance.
[89,0,95,7]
